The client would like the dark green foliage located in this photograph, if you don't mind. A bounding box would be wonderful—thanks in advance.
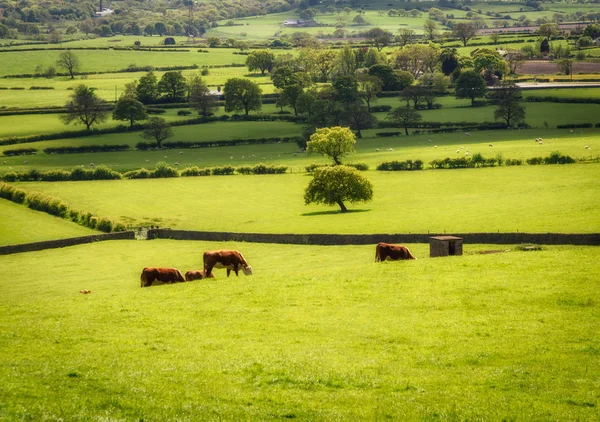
[39,170,71,181]
[2,148,37,156]
[0,183,27,203]
[504,158,523,166]
[96,218,113,233]
[123,168,152,179]
[43,145,130,154]
[211,166,235,175]
[544,151,575,165]
[376,160,423,171]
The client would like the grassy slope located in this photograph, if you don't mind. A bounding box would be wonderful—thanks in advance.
[12,162,600,234]
[0,240,598,420]
[0,199,96,246]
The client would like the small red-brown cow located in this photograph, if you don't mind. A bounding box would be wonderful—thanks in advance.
[203,250,252,277]
[184,270,215,281]
[375,242,416,262]
[140,267,186,287]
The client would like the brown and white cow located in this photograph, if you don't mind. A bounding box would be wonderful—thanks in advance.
[375,242,416,262]
[140,267,186,287]
[203,250,252,277]
[184,269,215,281]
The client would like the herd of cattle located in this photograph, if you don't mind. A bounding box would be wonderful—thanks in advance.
[140,243,415,287]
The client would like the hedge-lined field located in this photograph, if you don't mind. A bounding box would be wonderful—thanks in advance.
[2,128,597,175]
[11,163,600,234]
[0,240,598,420]
[0,197,96,246]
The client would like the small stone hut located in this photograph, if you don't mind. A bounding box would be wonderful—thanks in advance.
[430,236,463,258]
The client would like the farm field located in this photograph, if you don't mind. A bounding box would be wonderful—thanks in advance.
[11,162,600,234]
[0,199,95,246]
[2,128,598,174]
[0,240,598,420]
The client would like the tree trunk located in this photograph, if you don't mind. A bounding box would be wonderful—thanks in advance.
[404,125,409,136]
[356,128,362,138]
[337,200,348,212]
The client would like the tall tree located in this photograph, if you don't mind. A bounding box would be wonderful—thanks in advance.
[245,50,276,75]
[341,102,377,138]
[189,76,217,117]
[136,71,159,104]
[357,73,382,112]
[386,106,422,135]
[364,27,393,51]
[397,28,416,46]
[142,117,172,148]
[112,97,147,128]
[223,78,262,115]
[61,84,107,130]
[423,19,438,41]
[452,22,477,47]
[455,70,487,106]
[492,83,526,128]
[56,50,80,79]
[157,71,187,102]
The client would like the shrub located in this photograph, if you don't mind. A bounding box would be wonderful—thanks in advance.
[0,183,26,203]
[91,165,122,180]
[70,167,91,181]
[123,168,151,179]
[2,148,37,156]
[347,163,369,171]
[151,162,179,178]
[236,166,253,175]
[180,166,210,177]
[2,173,18,182]
[504,158,523,166]
[377,160,423,171]
[177,110,192,116]
[96,218,113,233]
[211,166,235,175]
[544,151,575,164]
[147,108,167,114]
[526,157,543,165]
[39,169,71,181]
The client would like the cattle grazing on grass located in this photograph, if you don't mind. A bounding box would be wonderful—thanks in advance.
[203,250,252,277]
[185,270,215,281]
[375,242,416,262]
[140,267,186,287]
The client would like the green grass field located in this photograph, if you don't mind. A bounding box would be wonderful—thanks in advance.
[9,162,600,234]
[0,240,598,420]
[0,199,96,246]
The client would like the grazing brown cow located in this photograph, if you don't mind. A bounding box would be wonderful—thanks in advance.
[203,250,252,277]
[184,270,215,281]
[375,242,416,262]
[140,267,186,287]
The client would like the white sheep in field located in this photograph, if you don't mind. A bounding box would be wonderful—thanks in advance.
[456,150,460,153]
[375,148,379,151]
[465,132,471,136]
[584,145,589,150]
[174,162,180,166]
[179,151,183,155]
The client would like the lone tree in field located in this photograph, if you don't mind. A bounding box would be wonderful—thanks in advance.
[223,78,262,115]
[56,50,80,79]
[112,97,147,128]
[386,106,422,136]
[306,126,356,165]
[61,84,107,130]
[492,83,526,128]
[304,165,374,213]
[142,117,173,148]
[455,70,487,106]
[452,22,477,47]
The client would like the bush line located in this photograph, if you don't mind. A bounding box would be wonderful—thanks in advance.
[0,182,125,233]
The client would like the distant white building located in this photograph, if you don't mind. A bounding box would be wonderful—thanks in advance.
[95,8,114,17]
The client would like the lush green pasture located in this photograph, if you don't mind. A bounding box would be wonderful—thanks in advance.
[0,199,95,246]
[522,88,600,99]
[0,240,598,420]
[0,109,198,139]
[10,161,600,234]
[1,127,598,174]
[412,102,600,128]
[0,66,257,108]
[0,48,246,77]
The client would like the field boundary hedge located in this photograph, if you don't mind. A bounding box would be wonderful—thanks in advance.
[0,231,135,255]
[147,229,600,246]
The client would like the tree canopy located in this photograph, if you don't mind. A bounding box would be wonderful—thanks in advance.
[60,84,107,130]
[223,78,262,115]
[306,126,356,165]
[304,165,374,213]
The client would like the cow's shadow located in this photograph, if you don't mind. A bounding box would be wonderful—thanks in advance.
[301,209,370,216]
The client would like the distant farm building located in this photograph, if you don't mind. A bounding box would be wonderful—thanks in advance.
[282,19,317,27]
[430,236,463,258]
